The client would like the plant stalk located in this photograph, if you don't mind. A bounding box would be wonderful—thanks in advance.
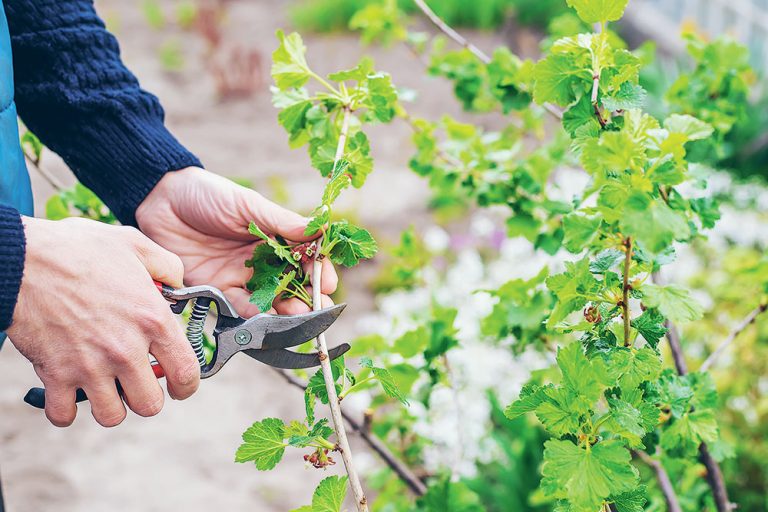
[700,303,767,372]
[311,107,369,512]
[634,450,683,512]
[622,237,632,347]
[275,368,428,496]
[653,272,734,512]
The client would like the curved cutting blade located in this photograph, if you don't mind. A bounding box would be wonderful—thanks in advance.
[243,343,351,369]
[259,303,346,350]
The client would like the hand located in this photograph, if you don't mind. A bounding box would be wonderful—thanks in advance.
[7,217,200,427]
[135,167,338,317]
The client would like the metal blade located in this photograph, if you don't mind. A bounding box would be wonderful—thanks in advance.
[258,304,346,351]
[243,343,351,369]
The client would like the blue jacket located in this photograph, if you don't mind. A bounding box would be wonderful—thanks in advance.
[0,0,202,341]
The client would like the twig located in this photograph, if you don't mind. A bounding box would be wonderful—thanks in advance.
[653,272,735,512]
[621,237,632,347]
[410,0,563,120]
[700,303,767,372]
[22,147,66,192]
[634,450,683,512]
[274,368,428,496]
[311,107,369,512]
[412,0,490,64]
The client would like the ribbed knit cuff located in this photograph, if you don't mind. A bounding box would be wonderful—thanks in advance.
[0,204,26,331]
[71,106,202,227]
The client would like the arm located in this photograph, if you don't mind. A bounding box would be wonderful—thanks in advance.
[5,0,201,226]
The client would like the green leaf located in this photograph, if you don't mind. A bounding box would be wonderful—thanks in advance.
[360,358,409,405]
[541,439,639,511]
[533,53,591,106]
[557,341,605,401]
[630,309,667,348]
[45,195,70,220]
[608,347,662,390]
[563,95,600,137]
[248,222,296,264]
[566,0,629,24]
[366,72,398,122]
[590,249,625,274]
[536,387,589,437]
[602,82,647,112]
[235,418,286,470]
[661,410,719,456]
[663,114,714,141]
[272,30,311,90]
[562,213,601,253]
[620,193,690,254]
[606,399,647,448]
[642,284,703,323]
[546,258,601,326]
[327,221,378,267]
[322,159,353,206]
[505,383,552,419]
[246,244,290,313]
[580,130,647,175]
[290,476,349,512]
[393,326,429,358]
[417,477,484,512]
[612,487,647,512]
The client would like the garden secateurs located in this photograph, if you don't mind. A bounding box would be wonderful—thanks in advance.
[23,281,349,409]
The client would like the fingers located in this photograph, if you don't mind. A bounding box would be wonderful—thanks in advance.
[44,386,78,428]
[118,358,165,418]
[303,258,339,295]
[126,227,185,288]
[83,379,127,428]
[274,294,335,316]
[148,315,200,401]
[239,188,314,242]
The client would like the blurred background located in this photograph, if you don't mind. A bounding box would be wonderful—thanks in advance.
[0,0,767,511]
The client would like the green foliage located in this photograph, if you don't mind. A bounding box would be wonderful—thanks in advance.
[46,183,117,224]
[290,476,349,512]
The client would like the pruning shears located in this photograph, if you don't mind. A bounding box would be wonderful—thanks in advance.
[24,281,349,409]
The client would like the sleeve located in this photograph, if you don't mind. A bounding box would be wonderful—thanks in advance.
[4,0,203,226]
[0,204,26,332]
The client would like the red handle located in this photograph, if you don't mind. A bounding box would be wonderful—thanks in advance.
[151,361,166,379]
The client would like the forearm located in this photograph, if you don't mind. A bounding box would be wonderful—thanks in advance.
[5,0,201,226]
[0,204,26,332]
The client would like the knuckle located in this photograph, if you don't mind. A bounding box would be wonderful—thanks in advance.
[108,344,140,367]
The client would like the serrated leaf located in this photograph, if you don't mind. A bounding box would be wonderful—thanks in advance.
[290,476,349,512]
[590,249,625,274]
[246,244,290,313]
[661,409,719,456]
[562,213,601,253]
[505,383,551,419]
[566,0,629,24]
[272,30,311,90]
[602,82,647,112]
[327,221,378,267]
[663,114,713,141]
[630,309,667,348]
[620,193,690,254]
[608,347,662,390]
[533,52,592,106]
[606,399,647,448]
[236,418,286,470]
[612,487,647,512]
[541,439,639,511]
[360,358,409,405]
[322,159,353,206]
[248,222,297,264]
[642,284,703,323]
[536,387,589,436]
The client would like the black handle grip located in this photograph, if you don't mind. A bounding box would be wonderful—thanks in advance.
[24,387,89,409]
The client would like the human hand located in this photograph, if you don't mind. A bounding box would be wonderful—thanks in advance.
[135,167,338,317]
[7,217,200,427]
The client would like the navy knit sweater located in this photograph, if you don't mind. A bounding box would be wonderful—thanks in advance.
[0,0,202,332]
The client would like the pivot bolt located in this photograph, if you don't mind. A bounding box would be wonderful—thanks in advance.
[235,330,252,345]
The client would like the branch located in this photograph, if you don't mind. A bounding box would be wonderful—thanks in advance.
[633,450,683,512]
[22,147,66,192]
[412,0,490,64]
[274,368,428,496]
[311,107,369,512]
[410,0,563,120]
[652,272,734,512]
[622,237,632,347]
[700,303,767,372]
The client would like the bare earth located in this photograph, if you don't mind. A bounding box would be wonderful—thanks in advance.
[0,1,512,510]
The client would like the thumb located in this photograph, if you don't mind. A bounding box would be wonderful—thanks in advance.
[126,228,185,288]
[241,189,316,243]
